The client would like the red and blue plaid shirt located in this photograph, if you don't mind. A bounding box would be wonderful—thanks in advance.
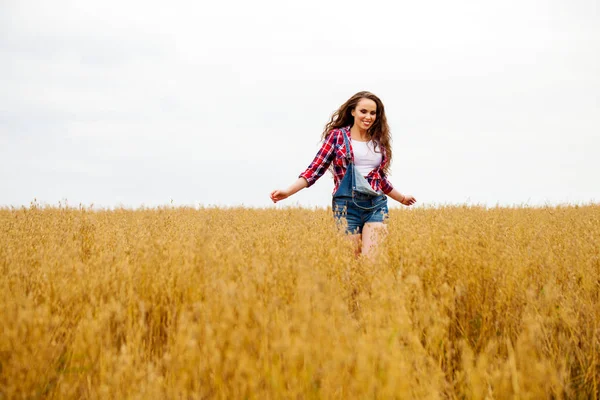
[299,126,394,195]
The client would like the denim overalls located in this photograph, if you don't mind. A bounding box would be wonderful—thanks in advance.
[332,131,389,234]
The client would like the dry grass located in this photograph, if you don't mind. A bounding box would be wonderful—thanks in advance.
[1,203,599,399]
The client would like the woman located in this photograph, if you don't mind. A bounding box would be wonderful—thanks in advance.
[270,91,416,257]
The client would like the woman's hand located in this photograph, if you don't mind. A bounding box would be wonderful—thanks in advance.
[270,178,309,203]
[400,194,417,206]
[387,189,417,206]
[270,189,291,203]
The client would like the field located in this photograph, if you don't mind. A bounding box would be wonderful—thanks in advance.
[1,203,599,399]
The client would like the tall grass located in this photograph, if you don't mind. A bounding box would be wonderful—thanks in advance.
[1,204,599,398]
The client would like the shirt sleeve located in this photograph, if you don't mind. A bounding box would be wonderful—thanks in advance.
[379,145,394,194]
[298,132,336,188]
[381,177,394,194]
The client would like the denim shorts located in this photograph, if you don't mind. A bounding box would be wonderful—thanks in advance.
[332,193,389,234]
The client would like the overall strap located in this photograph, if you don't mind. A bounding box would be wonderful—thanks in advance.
[341,128,352,161]
[341,128,356,192]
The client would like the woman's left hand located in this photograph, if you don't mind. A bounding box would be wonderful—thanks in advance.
[387,189,416,206]
[400,194,416,206]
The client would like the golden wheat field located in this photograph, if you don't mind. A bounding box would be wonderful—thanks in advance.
[1,203,599,399]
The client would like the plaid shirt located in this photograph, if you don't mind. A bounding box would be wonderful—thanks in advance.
[299,126,394,195]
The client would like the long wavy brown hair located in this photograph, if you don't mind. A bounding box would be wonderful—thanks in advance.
[322,91,392,174]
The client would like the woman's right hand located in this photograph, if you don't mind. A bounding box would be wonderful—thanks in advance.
[270,189,291,203]
[270,178,308,203]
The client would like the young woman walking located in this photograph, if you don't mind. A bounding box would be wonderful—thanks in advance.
[270,91,416,257]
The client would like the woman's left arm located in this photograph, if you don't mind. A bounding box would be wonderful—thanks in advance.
[386,188,417,206]
[379,153,416,206]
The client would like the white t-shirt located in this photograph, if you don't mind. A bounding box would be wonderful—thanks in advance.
[351,139,383,177]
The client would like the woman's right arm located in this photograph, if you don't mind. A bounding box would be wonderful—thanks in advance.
[270,131,337,203]
[270,178,308,203]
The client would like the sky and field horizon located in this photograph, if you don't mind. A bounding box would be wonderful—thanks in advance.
[2,1,599,209]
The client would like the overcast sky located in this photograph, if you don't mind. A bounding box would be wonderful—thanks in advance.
[1,0,599,209]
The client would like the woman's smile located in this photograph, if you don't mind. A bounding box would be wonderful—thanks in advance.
[351,98,377,133]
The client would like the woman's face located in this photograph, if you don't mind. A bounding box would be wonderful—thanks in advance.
[351,98,377,131]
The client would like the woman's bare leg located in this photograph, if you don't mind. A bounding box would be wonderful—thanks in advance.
[361,223,387,259]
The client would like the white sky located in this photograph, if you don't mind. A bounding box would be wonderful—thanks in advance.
[1,0,599,208]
